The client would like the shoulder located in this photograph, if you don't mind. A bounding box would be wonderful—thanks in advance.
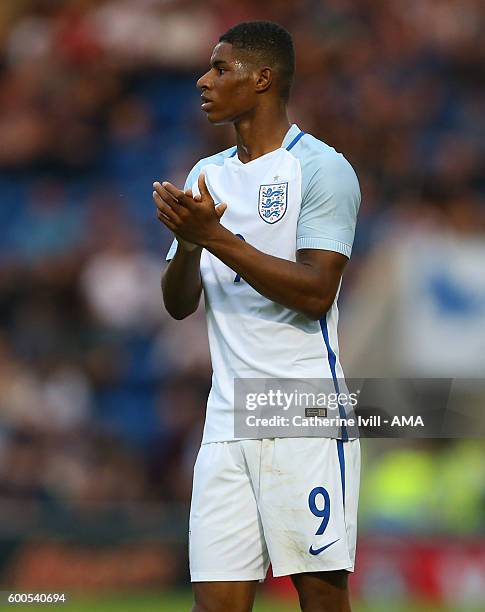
[185,146,237,184]
[289,132,360,198]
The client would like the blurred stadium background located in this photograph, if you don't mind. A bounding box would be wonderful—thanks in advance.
[0,1,484,610]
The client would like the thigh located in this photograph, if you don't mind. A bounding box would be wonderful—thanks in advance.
[291,570,351,612]
[259,438,360,577]
[192,581,258,612]
[190,441,269,582]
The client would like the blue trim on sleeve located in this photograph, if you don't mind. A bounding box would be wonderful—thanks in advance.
[319,315,349,441]
[286,130,305,151]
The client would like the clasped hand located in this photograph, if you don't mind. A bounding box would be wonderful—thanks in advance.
[153,173,227,250]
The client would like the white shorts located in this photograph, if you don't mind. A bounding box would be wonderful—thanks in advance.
[189,437,360,582]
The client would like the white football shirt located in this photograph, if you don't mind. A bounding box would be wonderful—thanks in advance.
[166,124,361,443]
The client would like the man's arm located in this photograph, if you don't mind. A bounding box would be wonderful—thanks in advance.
[205,226,347,320]
[161,245,203,320]
[156,181,227,320]
[154,175,346,321]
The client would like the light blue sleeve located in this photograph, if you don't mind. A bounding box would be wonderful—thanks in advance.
[296,152,361,259]
[164,162,202,261]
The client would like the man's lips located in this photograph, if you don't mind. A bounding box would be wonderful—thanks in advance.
[201,97,214,111]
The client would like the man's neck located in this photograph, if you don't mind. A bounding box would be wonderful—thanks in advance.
[233,109,291,163]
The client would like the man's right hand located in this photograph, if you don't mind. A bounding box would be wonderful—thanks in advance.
[153,178,227,252]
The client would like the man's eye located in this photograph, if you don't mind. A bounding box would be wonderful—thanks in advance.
[218,68,225,75]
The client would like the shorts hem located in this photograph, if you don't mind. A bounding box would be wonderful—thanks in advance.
[272,559,355,577]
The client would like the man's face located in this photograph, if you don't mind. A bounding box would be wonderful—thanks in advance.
[197,42,259,124]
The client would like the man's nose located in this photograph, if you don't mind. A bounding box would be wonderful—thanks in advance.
[197,71,211,90]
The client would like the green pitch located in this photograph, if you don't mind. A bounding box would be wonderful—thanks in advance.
[3,591,482,612]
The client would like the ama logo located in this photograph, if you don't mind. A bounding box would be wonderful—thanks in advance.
[258,182,288,224]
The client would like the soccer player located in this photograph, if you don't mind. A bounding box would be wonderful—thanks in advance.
[153,21,361,612]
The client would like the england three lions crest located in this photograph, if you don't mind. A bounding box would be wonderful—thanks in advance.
[258,182,288,224]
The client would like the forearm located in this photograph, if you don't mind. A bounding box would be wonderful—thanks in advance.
[161,244,203,319]
[203,226,337,320]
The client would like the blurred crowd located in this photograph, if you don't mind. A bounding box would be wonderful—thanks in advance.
[0,0,484,537]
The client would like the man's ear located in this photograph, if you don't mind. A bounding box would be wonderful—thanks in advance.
[255,67,272,93]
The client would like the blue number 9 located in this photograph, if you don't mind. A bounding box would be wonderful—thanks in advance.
[308,487,331,535]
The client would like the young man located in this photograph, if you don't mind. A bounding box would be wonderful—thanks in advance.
[153,21,361,612]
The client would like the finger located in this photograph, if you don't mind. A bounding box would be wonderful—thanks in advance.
[163,181,197,209]
[156,209,171,222]
[155,205,177,228]
[215,202,227,219]
[185,187,202,203]
[153,181,179,204]
[153,191,182,223]
[197,172,210,199]
[162,181,187,203]
[153,182,183,212]
[152,189,176,212]
[156,210,176,231]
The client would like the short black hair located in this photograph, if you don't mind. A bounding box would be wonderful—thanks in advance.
[219,21,295,102]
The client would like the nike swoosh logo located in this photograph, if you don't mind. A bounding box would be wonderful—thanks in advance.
[309,538,340,556]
